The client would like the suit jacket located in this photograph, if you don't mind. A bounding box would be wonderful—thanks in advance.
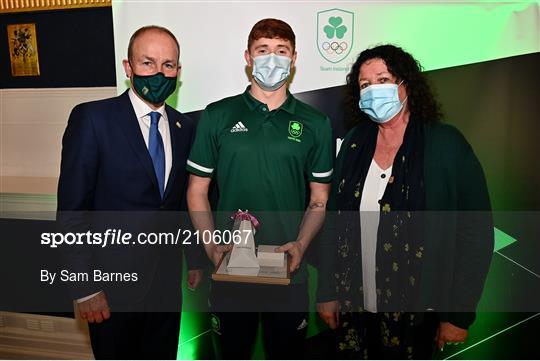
[57,90,204,310]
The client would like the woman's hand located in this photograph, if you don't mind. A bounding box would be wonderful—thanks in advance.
[435,321,468,351]
[317,300,339,329]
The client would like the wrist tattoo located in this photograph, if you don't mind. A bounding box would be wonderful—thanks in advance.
[309,202,325,209]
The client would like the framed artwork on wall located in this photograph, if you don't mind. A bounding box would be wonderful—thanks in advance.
[7,23,40,76]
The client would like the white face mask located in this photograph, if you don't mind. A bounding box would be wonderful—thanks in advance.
[251,53,292,91]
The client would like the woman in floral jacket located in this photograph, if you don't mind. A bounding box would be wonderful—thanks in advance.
[316,44,493,359]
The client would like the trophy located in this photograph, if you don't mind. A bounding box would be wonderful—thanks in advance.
[212,210,290,285]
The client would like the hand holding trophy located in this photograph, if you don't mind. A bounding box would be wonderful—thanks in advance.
[212,210,290,285]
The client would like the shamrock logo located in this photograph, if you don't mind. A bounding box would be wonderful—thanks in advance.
[289,121,303,138]
[210,314,221,334]
[323,16,347,39]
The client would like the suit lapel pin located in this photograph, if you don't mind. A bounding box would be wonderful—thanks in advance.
[176,121,181,128]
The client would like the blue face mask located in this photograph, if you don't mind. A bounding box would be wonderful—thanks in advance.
[252,53,292,91]
[359,81,406,124]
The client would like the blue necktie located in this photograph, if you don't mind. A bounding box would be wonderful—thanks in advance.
[148,112,165,198]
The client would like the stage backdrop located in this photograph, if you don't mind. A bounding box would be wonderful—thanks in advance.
[112,1,538,113]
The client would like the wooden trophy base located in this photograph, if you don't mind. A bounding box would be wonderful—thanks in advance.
[212,250,290,285]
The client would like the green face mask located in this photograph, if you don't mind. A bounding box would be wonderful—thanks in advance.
[132,72,177,105]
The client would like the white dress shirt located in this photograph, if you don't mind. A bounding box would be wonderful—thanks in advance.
[359,159,392,313]
[128,88,173,189]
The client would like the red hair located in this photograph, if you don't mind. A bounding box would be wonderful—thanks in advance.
[247,18,295,51]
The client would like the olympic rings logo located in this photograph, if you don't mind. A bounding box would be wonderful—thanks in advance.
[321,41,348,55]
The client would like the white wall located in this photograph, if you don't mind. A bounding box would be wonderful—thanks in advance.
[0,87,116,216]
[113,1,540,113]
[0,87,116,194]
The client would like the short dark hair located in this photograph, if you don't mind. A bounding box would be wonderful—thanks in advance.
[127,25,180,62]
[345,44,442,129]
[247,18,295,52]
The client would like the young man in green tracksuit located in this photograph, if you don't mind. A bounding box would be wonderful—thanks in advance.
[186,18,333,359]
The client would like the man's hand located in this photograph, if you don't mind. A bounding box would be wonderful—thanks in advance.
[435,321,468,351]
[275,241,306,272]
[209,244,233,267]
[317,300,339,329]
[187,269,204,290]
[78,292,110,323]
[278,182,329,273]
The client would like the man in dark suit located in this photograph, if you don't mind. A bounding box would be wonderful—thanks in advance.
[57,25,204,359]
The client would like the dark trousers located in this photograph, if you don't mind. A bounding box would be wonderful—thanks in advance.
[210,282,309,359]
[88,312,180,359]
